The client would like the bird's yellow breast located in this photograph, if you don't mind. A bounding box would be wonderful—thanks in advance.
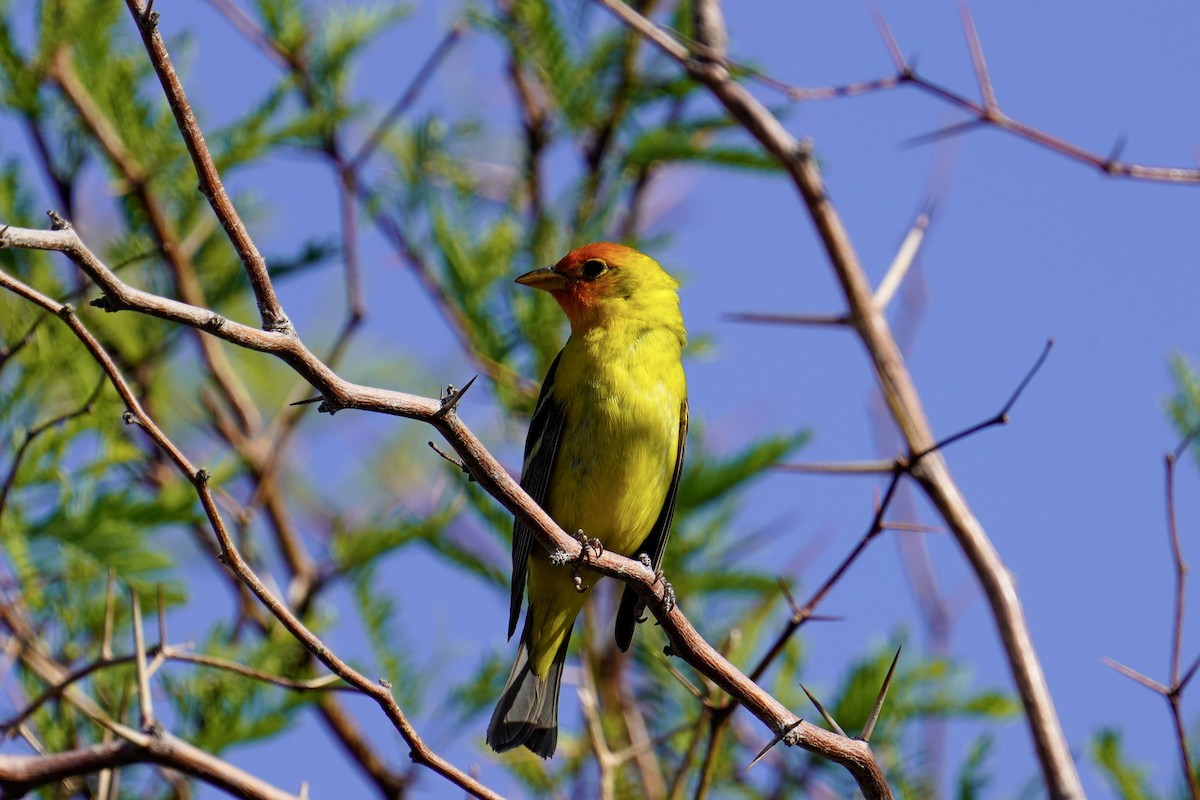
[524,320,685,674]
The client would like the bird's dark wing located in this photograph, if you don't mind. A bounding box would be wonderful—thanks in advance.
[508,351,566,640]
[615,399,689,652]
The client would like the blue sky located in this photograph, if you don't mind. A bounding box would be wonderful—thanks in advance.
[7,0,1200,797]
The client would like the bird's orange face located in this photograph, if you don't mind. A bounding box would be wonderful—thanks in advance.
[515,242,642,324]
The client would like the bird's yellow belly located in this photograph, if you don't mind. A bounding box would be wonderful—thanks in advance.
[525,345,683,675]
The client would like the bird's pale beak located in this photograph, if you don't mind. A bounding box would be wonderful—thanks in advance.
[515,266,569,293]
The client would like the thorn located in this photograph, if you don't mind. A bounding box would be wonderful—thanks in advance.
[438,375,478,417]
[800,684,846,737]
[1106,135,1127,167]
[745,718,804,771]
[156,585,167,647]
[914,338,1052,460]
[778,578,801,615]
[870,6,906,72]
[1102,656,1168,695]
[901,118,988,150]
[958,1,997,111]
[875,206,933,309]
[46,210,71,230]
[862,645,902,741]
[289,396,324,406]
[725,311,851,327]
[1180,653,1200,691]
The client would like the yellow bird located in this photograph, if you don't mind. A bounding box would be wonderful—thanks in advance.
[487,243,689,758]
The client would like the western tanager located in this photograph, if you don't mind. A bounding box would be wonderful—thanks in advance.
[487,243,688,758]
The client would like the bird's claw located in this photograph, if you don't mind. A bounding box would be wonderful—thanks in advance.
[661,580,676,614]
[571,529,603,592]
[633,554,675,618]
[575,529,604,560]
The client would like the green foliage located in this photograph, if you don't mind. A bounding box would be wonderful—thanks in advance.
[1169,354,1200,467]
[1092,728,1155,800]
[678,427,810,512]
[165,629,315,754]
[955,735,995,800]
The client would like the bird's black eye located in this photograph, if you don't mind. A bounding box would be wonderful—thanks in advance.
[581,258,608,280]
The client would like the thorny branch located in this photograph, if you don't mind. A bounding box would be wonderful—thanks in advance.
[738,8,1200,183]
[113,3,419,790]
[123,0,291,331]
[688,336,1048,798]
[1104,425,1200,800]
[0,597,302,800]
[0,257,503,800]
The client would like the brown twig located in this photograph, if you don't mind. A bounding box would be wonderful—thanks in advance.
[47,51,264,437]
[349,21,467,169]
[0,600,301,800]
[0,640,350,739]
[0,737,303,800]
[0,376,103,521]
[1104,425,1200,800]
[739,8,1200,183]
[122,0,290,332]
[130,590,155,729]
[0,314,46,374]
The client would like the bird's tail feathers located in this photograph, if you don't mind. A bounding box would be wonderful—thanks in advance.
[486,619,572,758]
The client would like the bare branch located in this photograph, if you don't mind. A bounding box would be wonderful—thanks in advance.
[121,0,291,332]
[130,590,155,729]
[754,8,1200,183]
[874,206,932,310]
[0,735,304,800]
[0,261,502,800]
[350,21,467,168]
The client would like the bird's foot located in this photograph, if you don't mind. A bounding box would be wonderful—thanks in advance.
[661,580,676,614]
[571,529,604,592]
[634,554,675,619]
[575,529,605,560]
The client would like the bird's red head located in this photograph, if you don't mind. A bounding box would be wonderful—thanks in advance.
[515,242,682,335]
